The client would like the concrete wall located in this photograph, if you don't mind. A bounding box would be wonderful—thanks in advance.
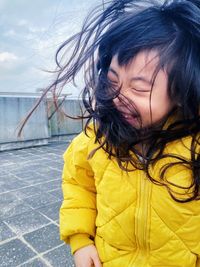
[47,99,83,136]
[0,96,83,151]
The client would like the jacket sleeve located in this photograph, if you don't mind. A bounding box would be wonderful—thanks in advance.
[59,131,97,254]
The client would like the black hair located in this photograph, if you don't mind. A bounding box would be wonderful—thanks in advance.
[18,0,200,202]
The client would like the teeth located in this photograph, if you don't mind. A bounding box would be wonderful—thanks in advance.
[124,115,135,118]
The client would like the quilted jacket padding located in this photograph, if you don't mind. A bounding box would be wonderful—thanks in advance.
[60,127,200,267]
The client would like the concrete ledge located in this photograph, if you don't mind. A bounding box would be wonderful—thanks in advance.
[49,134,78,143]
[0,139,49,152]
[0,135,79,152]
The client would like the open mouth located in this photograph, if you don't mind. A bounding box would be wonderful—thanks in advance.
[122,112,139,120]
[115,105,140,125]
[124,114,138,119]
[122,113,140,125]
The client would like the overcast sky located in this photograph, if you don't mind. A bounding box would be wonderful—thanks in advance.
[0,0,103,97]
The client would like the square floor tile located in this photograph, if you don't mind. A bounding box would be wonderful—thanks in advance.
[48,189,63,200]
[23,224,63,253]
[25,193,58,209]
[0,195,32,220]
[0,239,35,267]
[4,210,50,235]
[0,222,16,242]
[37,201,62,221]
[44,245,75,267]
[12,186,44,199]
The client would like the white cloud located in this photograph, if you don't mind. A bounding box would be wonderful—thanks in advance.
[0,52,26,78]
[17,19,29,27]
[28,26,46,33]
[0,52,18,63]
[3,29,16,37]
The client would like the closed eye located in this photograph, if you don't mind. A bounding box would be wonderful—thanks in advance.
[131,87,151,93]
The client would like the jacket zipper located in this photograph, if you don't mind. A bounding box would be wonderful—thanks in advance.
[133,170,152,266]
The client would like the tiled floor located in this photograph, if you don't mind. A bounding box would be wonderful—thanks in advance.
[0,141,75,267]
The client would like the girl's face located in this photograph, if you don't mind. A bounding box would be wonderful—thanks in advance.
[108,50,174,128]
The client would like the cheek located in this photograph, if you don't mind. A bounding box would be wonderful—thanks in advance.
[151,95,173,121]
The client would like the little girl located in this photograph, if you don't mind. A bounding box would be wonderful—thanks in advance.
[53,0,200,266]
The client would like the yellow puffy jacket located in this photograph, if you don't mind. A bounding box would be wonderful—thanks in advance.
[60,127,200,267]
